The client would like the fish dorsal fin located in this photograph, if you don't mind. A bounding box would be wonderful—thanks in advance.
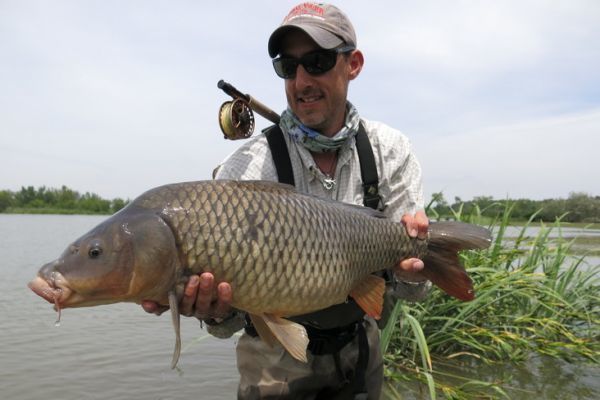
[251,313,309,363]
[168,290,182,369]
[349,274,386,320]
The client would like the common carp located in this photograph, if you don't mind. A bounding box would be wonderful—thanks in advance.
[28,180,491,367]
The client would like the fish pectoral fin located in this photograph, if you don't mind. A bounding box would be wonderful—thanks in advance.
[349,274,385,320]
[248,313,279,348]
[168,290,182,369]
[252,313,309,363]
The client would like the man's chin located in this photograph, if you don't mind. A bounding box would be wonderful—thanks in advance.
[296,113,327,132]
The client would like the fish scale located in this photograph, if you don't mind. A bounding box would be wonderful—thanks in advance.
[29,179,491,366]
[135,180,418,316]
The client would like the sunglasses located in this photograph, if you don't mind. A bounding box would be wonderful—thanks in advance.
[272,45,355,79]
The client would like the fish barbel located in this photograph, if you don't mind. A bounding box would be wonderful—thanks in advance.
[28,180,491,366]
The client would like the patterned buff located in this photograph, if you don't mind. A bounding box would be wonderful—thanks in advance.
[279,102,361,153]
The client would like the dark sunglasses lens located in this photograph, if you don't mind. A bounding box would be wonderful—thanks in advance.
[273,58,298,79]
[303,51,337,75]
[272,50,340,79]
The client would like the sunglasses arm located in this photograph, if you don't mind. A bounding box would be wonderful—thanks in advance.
[218,79,280,124]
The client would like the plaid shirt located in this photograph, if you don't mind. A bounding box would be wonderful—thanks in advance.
[206,118,429,337]
[214,118,424,221]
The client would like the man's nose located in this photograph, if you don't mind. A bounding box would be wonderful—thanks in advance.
[293,64,314,89]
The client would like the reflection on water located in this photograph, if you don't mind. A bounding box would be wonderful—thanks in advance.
[387,355,600,399]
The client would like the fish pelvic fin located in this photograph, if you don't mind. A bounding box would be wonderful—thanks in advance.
[422,221,492,301]
[248,313,279,348]
[349,274,385,320]
[169,290,182,369]
[250,313,309,363]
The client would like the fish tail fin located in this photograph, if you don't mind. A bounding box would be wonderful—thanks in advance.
[421,221,492,301]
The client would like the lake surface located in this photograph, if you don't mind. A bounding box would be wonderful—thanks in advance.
[1,214,238,400]
[1,215,598,399]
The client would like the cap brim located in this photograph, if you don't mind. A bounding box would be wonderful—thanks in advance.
[268,24,344,58]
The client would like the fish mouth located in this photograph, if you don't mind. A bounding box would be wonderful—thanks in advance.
[28,272,74,309]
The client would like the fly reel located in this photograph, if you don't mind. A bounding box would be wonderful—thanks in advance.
[218,98,255,140]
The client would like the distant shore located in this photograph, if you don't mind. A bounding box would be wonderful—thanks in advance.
[1,208,111,215]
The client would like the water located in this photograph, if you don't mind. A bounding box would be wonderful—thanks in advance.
[388,355,600,399]
[1,215,598,399]
[497,224,600,269]
[0,215,238,400]
[501,225,600,238]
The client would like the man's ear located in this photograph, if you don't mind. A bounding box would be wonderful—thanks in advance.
[348,49,364,81]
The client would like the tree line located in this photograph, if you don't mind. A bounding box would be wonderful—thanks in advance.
[0,186,127,214]
[429,191,600,223]
[1,185,599,222]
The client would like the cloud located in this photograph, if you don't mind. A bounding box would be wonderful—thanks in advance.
[417,107,600,201]
[0,1,598,201]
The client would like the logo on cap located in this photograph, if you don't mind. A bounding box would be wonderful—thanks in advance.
[284,3,326,22]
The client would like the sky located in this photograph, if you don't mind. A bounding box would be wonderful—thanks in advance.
[1,0,599,203]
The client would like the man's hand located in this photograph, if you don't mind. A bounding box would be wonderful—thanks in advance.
[395,210,429,283]
[141,272,233,321]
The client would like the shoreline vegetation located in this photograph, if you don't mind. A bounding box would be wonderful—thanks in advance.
[0,186,128,215]
[4,185,599,398]
[2,186,599,223]
[382,201,599,399]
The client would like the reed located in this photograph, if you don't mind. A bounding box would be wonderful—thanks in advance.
[382,202,600,399]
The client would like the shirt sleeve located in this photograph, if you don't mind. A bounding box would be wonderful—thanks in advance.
[214,134,278,182]
[363,120,430,301]
[374,127,425,221]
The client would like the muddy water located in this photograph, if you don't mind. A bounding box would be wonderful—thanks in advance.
[2,215,598,399]
[1,214,237,400]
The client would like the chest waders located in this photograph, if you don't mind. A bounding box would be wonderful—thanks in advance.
[248,122,382,399]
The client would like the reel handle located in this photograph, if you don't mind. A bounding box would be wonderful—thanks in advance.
[247,96,280,125]
[218,80,280,124]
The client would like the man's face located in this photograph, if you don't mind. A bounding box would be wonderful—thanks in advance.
[279,30,363,136]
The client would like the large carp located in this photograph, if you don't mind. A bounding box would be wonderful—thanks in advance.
[28,180,491,367]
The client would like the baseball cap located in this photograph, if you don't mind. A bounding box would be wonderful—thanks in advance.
[268,2,357,58]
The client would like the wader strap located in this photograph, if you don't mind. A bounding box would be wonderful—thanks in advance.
[264,125,295,186]
[260,124,377,398]
[264,123,381,210]
[355,124,382,210]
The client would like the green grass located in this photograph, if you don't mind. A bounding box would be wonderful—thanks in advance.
[382,203,600,399]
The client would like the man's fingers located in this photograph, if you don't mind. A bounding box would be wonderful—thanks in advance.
[142,272,232,320]
[179,275,200,317]
[141,300,157,313]
[415,210,429,239]
[395,258,427,283]
[212,282,233,319]
[401,214,417,237]
[399,257,424,273]
[141,300,169,316]
[401,211,429,239]
[194,272,215,319]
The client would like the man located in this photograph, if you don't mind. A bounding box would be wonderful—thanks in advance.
[144,3,429,399]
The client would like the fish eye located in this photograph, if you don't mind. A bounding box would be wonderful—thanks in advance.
[88,247,103,259]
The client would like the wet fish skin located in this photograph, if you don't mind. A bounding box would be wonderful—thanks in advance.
[29,180,492,365]
[136,180,424,316]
